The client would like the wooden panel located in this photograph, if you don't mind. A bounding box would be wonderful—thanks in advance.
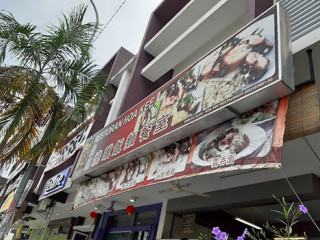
[284,83,320,141]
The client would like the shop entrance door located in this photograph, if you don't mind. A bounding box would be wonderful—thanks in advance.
[105,229,150,240]
[95,203,162,240]
[105,210,155,240]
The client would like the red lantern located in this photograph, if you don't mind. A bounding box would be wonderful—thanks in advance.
[90,211,98,219]
[126,205,135,216]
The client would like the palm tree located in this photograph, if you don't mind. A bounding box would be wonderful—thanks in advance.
[0,5,112,164]
[0,5,112,236]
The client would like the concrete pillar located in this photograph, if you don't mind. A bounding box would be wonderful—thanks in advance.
[245,0,273,24]
[156,199,168,239]
[105,70,132,126]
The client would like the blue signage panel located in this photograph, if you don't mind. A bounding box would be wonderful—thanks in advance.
[43,167,71,196]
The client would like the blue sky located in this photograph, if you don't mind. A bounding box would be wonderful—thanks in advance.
[1,0,162,67]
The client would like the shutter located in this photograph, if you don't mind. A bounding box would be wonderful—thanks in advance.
[275,0,320,41]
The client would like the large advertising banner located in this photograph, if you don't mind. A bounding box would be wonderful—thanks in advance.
[72,4,293,181]
[71,98,288,211]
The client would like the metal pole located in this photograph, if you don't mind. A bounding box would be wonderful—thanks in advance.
[89,0,99,44]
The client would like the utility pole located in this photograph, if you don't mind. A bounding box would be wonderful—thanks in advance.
[90,0,99,44]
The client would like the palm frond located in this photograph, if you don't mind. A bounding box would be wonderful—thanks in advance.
[26,99,69,160]
[43,5,99,66]
[0,11,42,67]
[0,5,109,165]
[47,58,113,121]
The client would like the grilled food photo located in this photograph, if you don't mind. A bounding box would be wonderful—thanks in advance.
[200,50,222,81]
[240,52,270,83]
[240,34,273,55]
[199,127,250,162]
[199,30,273,82]
[219,43,251,77]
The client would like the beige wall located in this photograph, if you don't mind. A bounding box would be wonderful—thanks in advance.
[83,216,95,225]
[160,213,211,240]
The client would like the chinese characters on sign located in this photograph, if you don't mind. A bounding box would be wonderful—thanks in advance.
[73,5,293,181]
[46,120,94,171]
[72,98,288,211]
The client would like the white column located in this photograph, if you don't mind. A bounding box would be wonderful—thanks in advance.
[156,199,168,240]
[105,70,132,126]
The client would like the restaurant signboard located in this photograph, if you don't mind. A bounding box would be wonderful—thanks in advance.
[45,120,94,171]
[43,167,71,196]
[72,3,293,182]
[72,98,288,211]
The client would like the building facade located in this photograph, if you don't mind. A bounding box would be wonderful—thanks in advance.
[2,0,320,239]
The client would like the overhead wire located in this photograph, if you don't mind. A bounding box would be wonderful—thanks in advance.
[93,0,128,43]
[281,167,320,232]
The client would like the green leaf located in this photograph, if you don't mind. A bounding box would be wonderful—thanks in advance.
[0,5,110,165]
[271,209,285,216]
[288,202,294,214]
[276,219,287,226]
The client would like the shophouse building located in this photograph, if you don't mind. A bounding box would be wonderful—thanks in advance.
[3,0,320,239]
[15,47,136,240]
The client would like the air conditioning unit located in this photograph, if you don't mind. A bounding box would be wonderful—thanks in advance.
[37,198,51,212]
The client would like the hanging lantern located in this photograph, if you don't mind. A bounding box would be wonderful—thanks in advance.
[126,205,135,216]
[90,211,98,220]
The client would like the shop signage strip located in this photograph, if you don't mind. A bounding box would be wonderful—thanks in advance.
[6,200,16,215]
[71,98,288,211]
[0,189,17,213]
[43,167,71,196]
[45,119,94,172]
[72,4,293,181]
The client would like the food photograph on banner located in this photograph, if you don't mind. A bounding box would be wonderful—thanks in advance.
[147,138,193,181]
[71,97,288,211]
[116,155,150,190]
[70,3,293,214]
[90,167,121,200]
[189,100,286,173]
[156,12,276,126]
[73,178,97,209]
[72,4,293,183]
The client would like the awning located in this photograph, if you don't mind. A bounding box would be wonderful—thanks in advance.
[0,189,16,213]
